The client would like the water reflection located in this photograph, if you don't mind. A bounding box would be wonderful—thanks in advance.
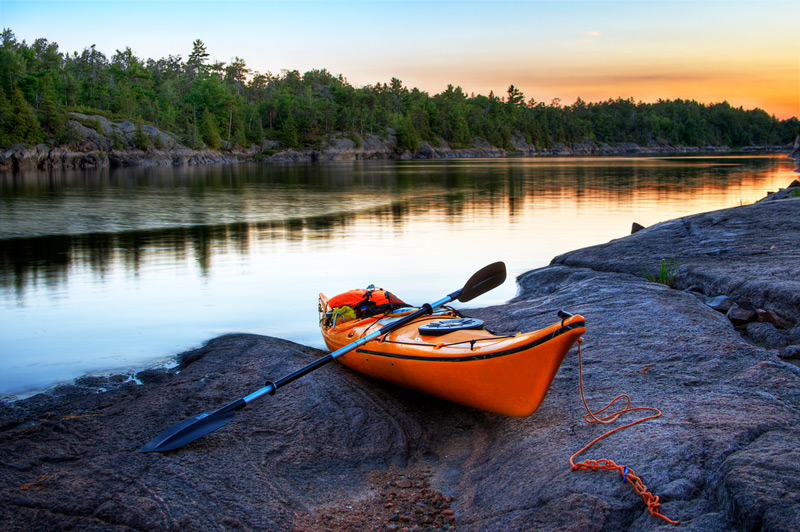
[1,207,419,298]
[0,157,768,298]
[2,156,780,238]
[0,155,795,396]
[2,155,792,301]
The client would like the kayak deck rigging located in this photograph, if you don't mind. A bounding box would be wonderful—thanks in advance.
[319,292,586,417]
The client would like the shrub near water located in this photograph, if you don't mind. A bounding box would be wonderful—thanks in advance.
[643,258,677,287]
[133,124,151,150]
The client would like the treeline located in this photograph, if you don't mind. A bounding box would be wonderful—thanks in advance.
[1,29,798,152]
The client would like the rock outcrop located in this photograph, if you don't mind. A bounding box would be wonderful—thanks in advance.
[759,179,800,202]
[0,113,266,171]
[409,138,507,159]
[1,190,800,532]
[0,142,248,171]
[266,134,739,163]
[267,133,396,162]
[508,135,734,157]
[552,195,800,326]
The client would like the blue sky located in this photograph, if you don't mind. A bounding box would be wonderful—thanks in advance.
[2,0,798,117]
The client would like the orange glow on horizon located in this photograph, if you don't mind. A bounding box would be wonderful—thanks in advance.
[367,16,800,121]
[384,55,799,120]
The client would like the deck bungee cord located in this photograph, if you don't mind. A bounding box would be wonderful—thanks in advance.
[570,338,680,525]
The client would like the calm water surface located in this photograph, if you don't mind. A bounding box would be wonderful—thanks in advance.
[1,155,796,396]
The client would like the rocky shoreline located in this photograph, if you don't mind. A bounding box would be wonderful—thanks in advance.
[1,113,796,172]
[1,183,799,531]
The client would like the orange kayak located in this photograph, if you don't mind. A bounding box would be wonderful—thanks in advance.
[319,293,585,417]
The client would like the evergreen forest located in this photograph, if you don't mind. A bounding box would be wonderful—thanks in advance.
[1,29,798,153]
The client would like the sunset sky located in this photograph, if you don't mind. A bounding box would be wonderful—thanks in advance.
[2,0,798,119]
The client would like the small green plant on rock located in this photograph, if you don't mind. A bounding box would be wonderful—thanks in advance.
[643,258,677,287]
[91,118,104,135]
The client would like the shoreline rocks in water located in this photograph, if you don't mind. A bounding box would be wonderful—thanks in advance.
[1,186,800,531]
[791,133,800,159]
[1,113,796,172]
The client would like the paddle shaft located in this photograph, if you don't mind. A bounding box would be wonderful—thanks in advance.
[241,290,460,406]
[140,263,505,452]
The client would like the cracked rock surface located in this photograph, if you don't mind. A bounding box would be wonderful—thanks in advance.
[551,196,800,324]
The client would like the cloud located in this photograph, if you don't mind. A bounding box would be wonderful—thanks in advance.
[580,31,601,37]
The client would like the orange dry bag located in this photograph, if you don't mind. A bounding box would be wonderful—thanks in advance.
[328,286,406,318]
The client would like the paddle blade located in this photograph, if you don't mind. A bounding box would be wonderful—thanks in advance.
[458,261,507,302]
[138,399,244,453]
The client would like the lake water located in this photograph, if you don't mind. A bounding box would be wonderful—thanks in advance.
[1,154,797,397]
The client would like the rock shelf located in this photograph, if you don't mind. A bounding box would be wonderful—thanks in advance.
[1,188,799,531]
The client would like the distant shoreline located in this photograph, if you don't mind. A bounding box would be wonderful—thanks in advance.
[0,139,791,174]
[0,113,795,172]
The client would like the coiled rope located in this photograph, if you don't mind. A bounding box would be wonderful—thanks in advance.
[570,338,679,525]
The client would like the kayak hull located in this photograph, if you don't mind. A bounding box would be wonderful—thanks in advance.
[319,295,585,417]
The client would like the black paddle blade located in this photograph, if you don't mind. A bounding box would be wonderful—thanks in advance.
[138,399,244,453]
[458,261,507,302]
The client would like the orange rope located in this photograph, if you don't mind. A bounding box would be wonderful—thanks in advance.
[570,338,679,525]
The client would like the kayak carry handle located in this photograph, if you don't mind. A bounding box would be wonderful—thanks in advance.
[558,310,574,327]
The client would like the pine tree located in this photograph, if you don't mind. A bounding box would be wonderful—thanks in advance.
[246,114,264,145]
[10,88,43,145]
[230,110,246,147]
[0,87,12,147]
[37,74,67,141]
[397,113,420,151]
[133,124,151,150]
[281,111,299,149]
[199,107,220,149]
[453,115,471,148]
[186,39,209,82]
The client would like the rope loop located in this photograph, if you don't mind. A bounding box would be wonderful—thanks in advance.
[570,338,679,526]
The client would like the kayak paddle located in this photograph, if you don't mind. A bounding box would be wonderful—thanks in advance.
[138,261,506,452]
